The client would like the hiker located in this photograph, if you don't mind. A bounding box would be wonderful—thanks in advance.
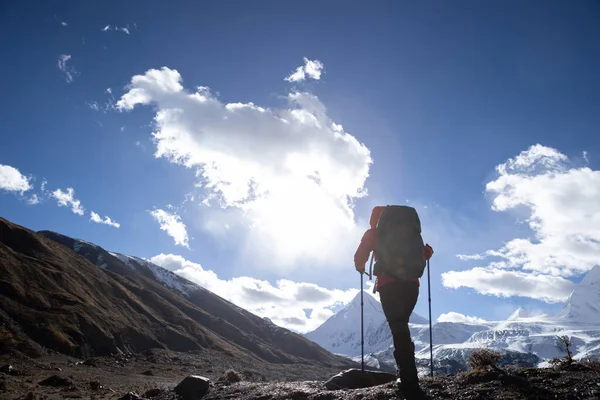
[354,205,433,398]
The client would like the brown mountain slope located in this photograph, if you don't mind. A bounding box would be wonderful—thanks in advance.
[0,216,354,371]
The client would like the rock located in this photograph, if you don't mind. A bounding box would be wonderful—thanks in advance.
[38,375,72,387]
[143,388,164,397]
[0,364,18,376]
[174,375,211,399]
[325,368,397,390]
[89,380,106,390]
[118,392,147,400]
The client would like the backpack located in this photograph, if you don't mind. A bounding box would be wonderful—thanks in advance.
[372,205,426,280]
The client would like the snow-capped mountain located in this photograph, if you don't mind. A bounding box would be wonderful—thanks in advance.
[556,264,600,321]
[306,266,600,374]
[304,291,428,357]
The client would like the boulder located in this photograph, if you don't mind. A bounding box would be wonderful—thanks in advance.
[325,368,396,390]
[38,375,73,387]
[143,388,164,397]
[174,375,211,399]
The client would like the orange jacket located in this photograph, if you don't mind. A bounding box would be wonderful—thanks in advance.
[354,227,433,292]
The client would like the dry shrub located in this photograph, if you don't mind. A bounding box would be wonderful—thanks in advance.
[549,335,574,367]
[222,369,241,383]
[468,348,503,371]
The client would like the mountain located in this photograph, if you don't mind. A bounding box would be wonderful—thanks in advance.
[0,216,354,372]
[304,291,428,357]
[508,306,531,320]
[306,267,600,375]
[556,264,600,321]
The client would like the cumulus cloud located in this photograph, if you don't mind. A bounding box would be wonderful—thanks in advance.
[150,253,358,332]
[116,66,371,270]
[51,188,85,215]
[284,57,325,82]
[57,54,76,83]
[149,209,189,248]
[437,312,487,325]
[90,211,120,228]
[0,164,32,194]
[443,144,599,303]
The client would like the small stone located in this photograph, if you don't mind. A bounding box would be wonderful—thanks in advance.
[174,375,211,399]
[0,365,18,376]
[118,392,145,400]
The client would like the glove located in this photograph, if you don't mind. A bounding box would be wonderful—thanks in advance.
[424,244,434,260]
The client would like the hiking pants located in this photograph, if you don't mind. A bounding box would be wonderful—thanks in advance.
[378,279,419,386]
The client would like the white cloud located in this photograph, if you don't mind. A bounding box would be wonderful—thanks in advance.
[442,267,575,303]
[149,209,189,248]
[27,194,40,205]
[149,253,358,332]
[437,312,487,325]
[57,54,75,83]
[116,66,371,270]
[0,164,32,194]
[87,101,100,111]
[51,187,85,215]
[284,57,324,82]
[90,211,120,228]
[443,144,599,302]
[101,25,130,34]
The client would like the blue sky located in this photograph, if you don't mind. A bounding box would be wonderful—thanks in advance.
[2,0,600,332]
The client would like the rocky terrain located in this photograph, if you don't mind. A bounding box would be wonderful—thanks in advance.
[1,350,599,399]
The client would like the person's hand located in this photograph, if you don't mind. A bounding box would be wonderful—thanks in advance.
[424,244,434,260]
[356,265,365,274]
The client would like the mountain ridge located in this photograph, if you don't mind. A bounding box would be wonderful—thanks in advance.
[0,216,355,373]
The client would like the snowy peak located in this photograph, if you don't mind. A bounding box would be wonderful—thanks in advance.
[556,266,600,321]
[580,265,600,287]
[508,306,530,320]
[305,291,428,357]
[343,291,382,314]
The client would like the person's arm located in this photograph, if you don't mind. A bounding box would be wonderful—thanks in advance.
[354,228,376,272]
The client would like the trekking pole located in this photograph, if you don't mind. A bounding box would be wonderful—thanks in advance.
[427,258,433,377]
[360,269,365,373]
[360,252,374,373]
